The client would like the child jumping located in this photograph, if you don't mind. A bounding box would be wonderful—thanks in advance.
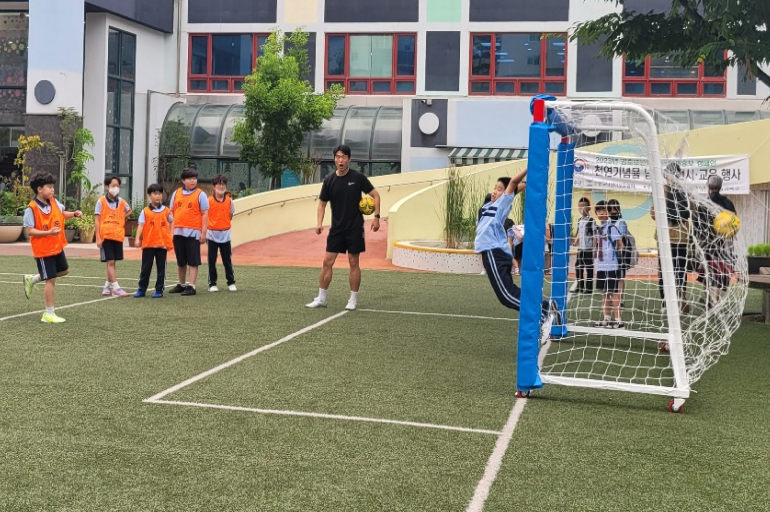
[207,174,236,292]
[133,183,173,298]
[22,171,83,323]
[475,169,561,336]
[95,175,132,297]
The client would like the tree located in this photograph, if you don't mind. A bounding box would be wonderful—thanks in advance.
[233,29,344,190]
[572,1,770,93]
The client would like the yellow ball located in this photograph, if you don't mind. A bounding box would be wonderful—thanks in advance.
[713,210,740,238]
[359,195,375,215]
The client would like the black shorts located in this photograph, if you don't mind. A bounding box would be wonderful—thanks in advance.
[100,239,124,262]
[326,227,366,254]
[173,235,202,267]
[596,270,619,294]
[513,243,523,262]
[36,251,69,281]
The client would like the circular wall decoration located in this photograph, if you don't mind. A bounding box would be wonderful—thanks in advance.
[418,112,440,136]
[34,80,56,105]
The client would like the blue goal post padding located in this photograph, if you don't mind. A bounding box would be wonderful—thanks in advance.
[516,120,550,393]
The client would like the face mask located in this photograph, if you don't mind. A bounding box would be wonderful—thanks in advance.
[109,187,120,197]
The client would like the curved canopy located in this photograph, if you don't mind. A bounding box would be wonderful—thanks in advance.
[160,103,403,161]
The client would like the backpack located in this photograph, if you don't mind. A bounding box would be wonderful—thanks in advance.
[609,221,638,269]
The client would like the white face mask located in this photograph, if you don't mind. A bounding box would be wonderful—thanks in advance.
[108,187,120,197]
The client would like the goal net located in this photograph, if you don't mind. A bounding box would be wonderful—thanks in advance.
[516,98,748,411]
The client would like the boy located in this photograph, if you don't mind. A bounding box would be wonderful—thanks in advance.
[594,201,624,328]
[95,175,132,297]
[168,168,209,296]
[133,184,173,298]
[571,197,595,294]
[206,174,236,292]
[22,171,83,323]
[475,170,561,338]
[504,218,524,276]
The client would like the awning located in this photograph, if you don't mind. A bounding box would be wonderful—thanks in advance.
[448,147,528,166]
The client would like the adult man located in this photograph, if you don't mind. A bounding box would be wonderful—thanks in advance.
[707,175,736,213]
[306,145,381,311]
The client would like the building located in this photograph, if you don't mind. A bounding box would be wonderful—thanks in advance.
[1,0,768,199]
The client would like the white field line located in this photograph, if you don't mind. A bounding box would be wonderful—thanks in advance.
[0,272,106,280]
[144,310,350,402]
[358,308,518,323]
[0,280,102,288]
[150,399,502,436]
[466,398,528,512]
[0,296,116,322]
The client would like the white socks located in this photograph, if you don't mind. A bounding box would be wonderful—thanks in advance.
[349,291,358,302]
[318,288,327,301]
[45,306,54,314]
[31,275,41,285]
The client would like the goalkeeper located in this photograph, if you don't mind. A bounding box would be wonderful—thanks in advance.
[475,170,560,326]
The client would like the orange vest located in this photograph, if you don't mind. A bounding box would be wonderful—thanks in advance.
[97,196,127,241]
[141,206,174,250]
[172,188,203,230]
[207,194,232,231]
[29,199,67,258]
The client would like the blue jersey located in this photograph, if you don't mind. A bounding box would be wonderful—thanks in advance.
[474,192,515,256]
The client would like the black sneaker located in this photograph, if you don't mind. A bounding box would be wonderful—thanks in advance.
[611,321,625,329]
[169,283,186,294]
[181,285,196,296]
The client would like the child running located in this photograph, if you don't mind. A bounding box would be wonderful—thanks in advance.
[475,169,561,338]
[133,184,173,298]
[22,171,83,323]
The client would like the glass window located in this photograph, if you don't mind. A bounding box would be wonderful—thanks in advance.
[703,83,724,95]
[650,82,671,95]
[649,56,697,79]
[119,129,132,174]
[676,83,697,95]
[212,35,253,76]
[341,107,378,158]
[395,81,414,93]
[471,35,491,76]
[396,35,415,76]
[108,30,119,76]
[190,80,207,91]
[257,35,268,59]
[495,82,515,93]
[623,55,725,98]
[121,33,136,80]
[624,82,645,95]
[191,36,208,75]
[350,35,393,78]
[495,34,539,78]
[371,107,402,161]
[372,81,392,93]
[349,80,368,92]
[520,82,540,94]
[545,82,565,94]
[327,36,346,76]
[107,78,119,125]
[471,82,490,93]
[545,35,566,77]
[625,60,644,77]
[107,28,136,197]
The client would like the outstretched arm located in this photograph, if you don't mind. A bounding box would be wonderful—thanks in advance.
[506,168,528,195]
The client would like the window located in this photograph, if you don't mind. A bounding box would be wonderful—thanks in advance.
[623,56,726,97]
[325,34,416,94]
[0,13,28,125]
[188,34,269,93]
[107,28,136,197]
[469,33,566,95]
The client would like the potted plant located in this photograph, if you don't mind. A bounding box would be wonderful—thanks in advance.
[747,244,770,274]
[73,186,99,243]
[0,173,30,243]
[125,198,145,239]
[127,226,138,247]
[64,217,78,243]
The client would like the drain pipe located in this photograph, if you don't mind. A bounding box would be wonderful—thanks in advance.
[175,0,182,97]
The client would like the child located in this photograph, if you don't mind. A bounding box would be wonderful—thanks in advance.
[133,184,173,298]
[594,201,624,328]
[475,170,561,336]
[168,168,209,296]
[505,219,524,276]
[571,197,595,294]
[95,175,132,297]
[207,174,236,292]
[607,198,629,306]
[22,171,83,323]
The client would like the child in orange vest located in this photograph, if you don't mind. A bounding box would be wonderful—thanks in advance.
[168,167,209,296]
[207,174,236,292]
[95,175,132,297]
[22,171,83,323]
[133,183,173,298]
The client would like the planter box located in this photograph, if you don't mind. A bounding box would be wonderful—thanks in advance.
[0,225,23,243]
[748,256,770,275]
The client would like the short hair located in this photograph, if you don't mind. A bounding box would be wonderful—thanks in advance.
[483,193,492,203]
[211,174,228,186]
[104,175,121,186]
[29,171,56,194]
[607,198,620,210]
[578,197,591,205]
[147,183,164,195]
[333,144,352,158]
[595,200,608,212]
[497,177,511,188]
[503,218,514,230]
[708,175,723,191]
[181,168,198,180]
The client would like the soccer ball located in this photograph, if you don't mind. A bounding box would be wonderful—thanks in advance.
[713,211,740,238]
[359,195,375,215]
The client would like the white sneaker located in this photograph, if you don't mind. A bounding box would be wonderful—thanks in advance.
[305,297,327,308]
[345,299,357,311]
[569,282,579,293]
[209,286,219,292]
[228,284,237,292]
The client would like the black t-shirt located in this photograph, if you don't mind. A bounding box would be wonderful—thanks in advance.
[319,169,374,233]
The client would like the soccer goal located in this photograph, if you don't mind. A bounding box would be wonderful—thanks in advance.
[516,98,748,412]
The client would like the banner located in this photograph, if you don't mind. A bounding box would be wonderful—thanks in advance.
[573,151,750,195]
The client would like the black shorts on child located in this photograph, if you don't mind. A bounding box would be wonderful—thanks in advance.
[36,251,69,281]
[173,235,202,267]
[596,270,619,293]
[100,239,124,262]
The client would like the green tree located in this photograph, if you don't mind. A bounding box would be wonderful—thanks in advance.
[233,29,344,190]
[572,1,770,93]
